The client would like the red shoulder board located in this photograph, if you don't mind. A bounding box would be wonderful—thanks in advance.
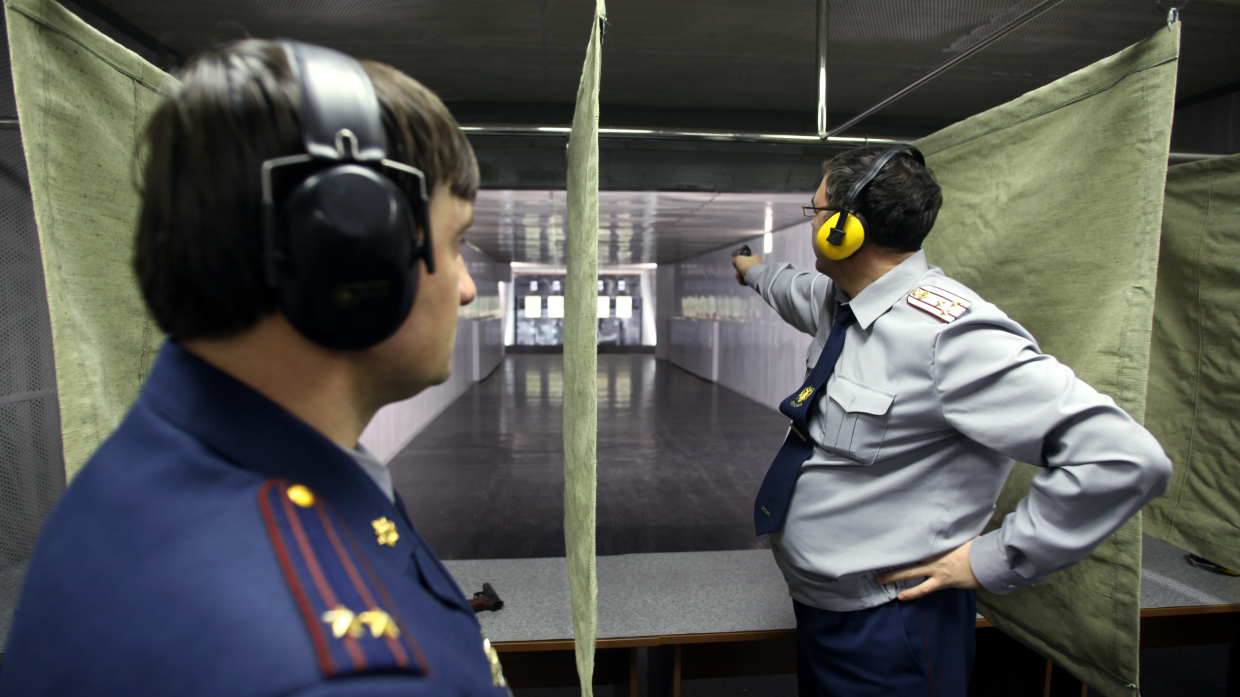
[907,285,972,323]
[258,479,428,678]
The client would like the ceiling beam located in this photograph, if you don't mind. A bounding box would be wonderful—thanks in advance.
[470,134,849,193]
[470,131,1228,193]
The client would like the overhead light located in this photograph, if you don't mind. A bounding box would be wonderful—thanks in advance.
[764,233,774,254]
[605,263,658,271]
[509,262,658,272]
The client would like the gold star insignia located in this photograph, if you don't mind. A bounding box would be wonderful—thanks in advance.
[287,484,315,508]
[321,605,361,639]
[321,606,401,640]
[372,517,399,547]
[357,610,401,639]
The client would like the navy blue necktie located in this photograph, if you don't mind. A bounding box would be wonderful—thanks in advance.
[754,305,856,535]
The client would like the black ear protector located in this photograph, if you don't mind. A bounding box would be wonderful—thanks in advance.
[816,143,925,261]
[261,40,433,351]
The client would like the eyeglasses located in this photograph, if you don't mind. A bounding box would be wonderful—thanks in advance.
[802,206,836,218]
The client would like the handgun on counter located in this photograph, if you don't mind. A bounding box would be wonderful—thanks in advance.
[468,583,504,613]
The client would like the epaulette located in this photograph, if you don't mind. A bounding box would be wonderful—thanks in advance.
[258,479,428,677]
[907,285,972,323]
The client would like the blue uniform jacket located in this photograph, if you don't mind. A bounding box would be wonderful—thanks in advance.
[0,342,510,696]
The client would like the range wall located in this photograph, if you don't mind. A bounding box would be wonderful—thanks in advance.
[657,223,817,411]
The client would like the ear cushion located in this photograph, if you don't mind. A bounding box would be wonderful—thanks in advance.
[817,211,867,261]
[275,165,418,350]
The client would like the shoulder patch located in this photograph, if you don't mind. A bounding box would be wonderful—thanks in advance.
[258,479,428,678]
[907,285,972,323]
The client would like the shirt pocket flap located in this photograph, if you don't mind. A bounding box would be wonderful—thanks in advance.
[828,377,894,416]
[408,545,473,614]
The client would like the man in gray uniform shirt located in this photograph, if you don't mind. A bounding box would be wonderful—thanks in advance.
[731,145,1171,697]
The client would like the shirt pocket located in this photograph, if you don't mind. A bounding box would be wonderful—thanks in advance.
[821,375,895,465]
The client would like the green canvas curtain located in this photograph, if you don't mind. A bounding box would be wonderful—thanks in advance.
[6,0,177,480]
[563,1,605,694]
[1143,154,1240,572]
[915,24,1179,697]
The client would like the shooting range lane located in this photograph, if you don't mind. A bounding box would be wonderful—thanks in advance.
[442,536,1240,644]
[389,354,786,560]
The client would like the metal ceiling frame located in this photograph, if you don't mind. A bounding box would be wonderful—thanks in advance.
[0,117,1214,160]
[461,126,1222,162]
[461,125,905,147]
[1,0,1225,161]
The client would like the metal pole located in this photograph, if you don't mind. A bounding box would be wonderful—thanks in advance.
[459,126,1225,162]
[817,0,829,139]
[461,125,905,146]
[829,0,1069,137]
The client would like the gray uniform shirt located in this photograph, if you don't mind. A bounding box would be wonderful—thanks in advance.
[745,251,1171,612]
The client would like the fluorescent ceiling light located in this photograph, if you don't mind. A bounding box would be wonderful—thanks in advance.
[511,262,657,273]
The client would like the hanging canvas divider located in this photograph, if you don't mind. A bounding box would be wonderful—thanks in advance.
[1143,154,1240,572]
[563,1,605,694]
[914,23,1179,697]
[6,0,178,479]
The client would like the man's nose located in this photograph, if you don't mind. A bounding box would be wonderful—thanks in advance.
[458,255,477,306]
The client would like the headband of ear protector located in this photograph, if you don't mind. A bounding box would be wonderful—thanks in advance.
[261,40,433,351]
[817,143,925,261]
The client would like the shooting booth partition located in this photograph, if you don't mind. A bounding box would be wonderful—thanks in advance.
[1143,153,1240,573]
[913,23,1181,696]
[6,0,175,480]
[563,0,606,693]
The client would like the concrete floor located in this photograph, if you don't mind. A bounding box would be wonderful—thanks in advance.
[391,354,785,560]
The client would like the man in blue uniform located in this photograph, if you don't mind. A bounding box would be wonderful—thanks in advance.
[732,144,1171,696]
[1,40,510,695]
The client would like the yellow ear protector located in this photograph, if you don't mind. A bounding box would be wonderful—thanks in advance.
[816,143,925,261]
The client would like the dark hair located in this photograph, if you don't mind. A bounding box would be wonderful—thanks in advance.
[134,39,479,341]
[821,147,942,253]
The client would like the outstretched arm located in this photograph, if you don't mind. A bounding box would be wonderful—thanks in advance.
[732,255,831,337]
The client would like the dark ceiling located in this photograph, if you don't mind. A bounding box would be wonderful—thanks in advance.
[67,0,1240,264]
[99,0,1240,136]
